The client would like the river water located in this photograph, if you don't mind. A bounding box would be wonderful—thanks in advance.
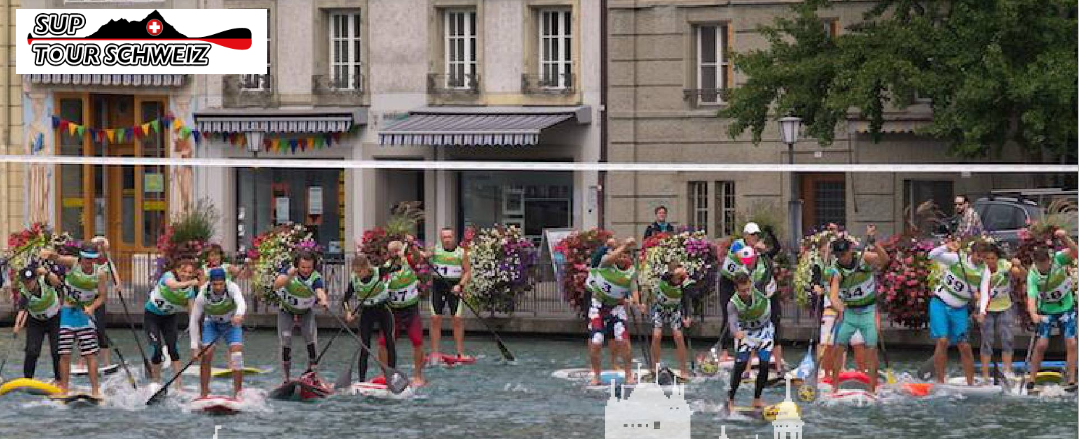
[0,330,1075,439]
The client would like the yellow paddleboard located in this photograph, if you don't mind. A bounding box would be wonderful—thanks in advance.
[1034,371,1063,385]
[0,378,62,396]
[211,367,268,378]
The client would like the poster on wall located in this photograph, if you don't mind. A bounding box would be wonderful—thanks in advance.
[308,187,323,215]
[144,173,165,193]
[275,197,290,224]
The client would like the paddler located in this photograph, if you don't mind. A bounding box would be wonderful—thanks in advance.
[202,244,249,282]
[342,254,394,383]
[188,268,247,398]
[13,263,62,383]
[975,243,1025,382]
[726,271,774,411]
[586,237,639,386]
[928,238,991,385]
[1025,229,1078,389]
[145,257,200,390]
[272,250,330,383]
[718,223,783,368]
[645,261,695,379]
[378,238,427,387]
[424,227,473,364]
[825,225,890,394]
[41,245,107,398]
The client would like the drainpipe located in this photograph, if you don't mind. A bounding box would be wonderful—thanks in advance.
[2,0,11,248]
[598,0,608,228]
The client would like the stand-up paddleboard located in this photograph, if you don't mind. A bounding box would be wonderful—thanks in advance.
[189,396,243,414]
[584,370,629,391]
[938,377,1003,396]
[822,389,877,406]
[49,393,102,406]
[183,367,270,378]
[1034,371,1063,385]
[349,376,415,399]
[269,373,333,402]
[427,353,476,367]
[727,406,765,420]
[979,360,1067,371]
[551,368,622,381]
[0,378,62,396]
[71,363,121,376]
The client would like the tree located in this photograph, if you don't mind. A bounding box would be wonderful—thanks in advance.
[721,0,1078,162]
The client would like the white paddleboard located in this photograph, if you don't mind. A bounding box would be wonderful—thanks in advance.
[348,382,415,399]
[189,396,243,414]
[71,363,121,376]
[940,378,1004,396]
[823,389,877,406]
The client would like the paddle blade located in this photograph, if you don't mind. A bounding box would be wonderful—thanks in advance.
[387,371,410,394]
[145,386,169,405]
[797,384,818,402]
[916,358,935,381]
[335,348,361,391]
[498,342,515,362]
[885,369,897,385]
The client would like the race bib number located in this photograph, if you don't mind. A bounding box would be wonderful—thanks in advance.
[589,276,629,299]
[389,286,418,304]
[1042,278,1074,303]
[941,272,972,298]
[153,298,176,314]
[208,313,233,324]
[991,285,1011,299]
[69,287,96,305]
[437,265,463,279]
[723,258,739,275]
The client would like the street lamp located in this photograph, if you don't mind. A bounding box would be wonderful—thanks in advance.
[779,116,802,251]
[244,130,264,256]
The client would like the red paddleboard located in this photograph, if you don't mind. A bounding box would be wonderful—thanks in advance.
[190,396,242,414]
[269,372,333,402]
[820,371,871,386]
[427,353,476,366]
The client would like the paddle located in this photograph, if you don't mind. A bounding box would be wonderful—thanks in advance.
[628,304,652,370]
[798,287,826,402]
[104,254,154,380]
[332,306,368,390]
[83,311,139,390]
[0,333,17,382]
[146,330,225,405]
[431,270,516,362]
[1017,330,1038,395]
[327,311,409,394]
[877,324,898,385]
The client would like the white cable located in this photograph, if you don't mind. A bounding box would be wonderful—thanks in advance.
[0,154,1074,173]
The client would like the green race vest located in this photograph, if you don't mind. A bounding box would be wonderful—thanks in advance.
[279,271,321,314]
[654,278,684,308]
[986,260,1013,312]
[20,278,60,320]
[731,289,771,329]
[1029,253,1076,314]
[202,284,238,323]
[149,271,195,315]
[64,266,100,307]
[935,255,985,305]
[432,246,464,280]
[385,263,419,308]
[830,253,877,308]
[720,239,748,280]
[350,268,389,307]
[587,265,635,306]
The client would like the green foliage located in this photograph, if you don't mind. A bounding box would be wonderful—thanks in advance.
[722,0,1078,159]
[385,201,424,237]
[170,198,218,244]
[734,201,785,240]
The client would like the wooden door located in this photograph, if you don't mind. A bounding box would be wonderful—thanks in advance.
[801,173,846,234]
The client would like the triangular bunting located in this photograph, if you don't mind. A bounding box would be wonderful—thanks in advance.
[106,129,116,143]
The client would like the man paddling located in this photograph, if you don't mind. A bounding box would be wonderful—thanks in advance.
[378,239,427,387]
[42,245,107,398]
[272,250,330,383]
[718,223,782,366]
[825,226,890,394]
[189,268,247,398]
[1025,230,1078,389]
[975,243,1024,383]
[343,254,394,383]
[13,264,62,384]
[646,261,694,379]
[928,238,991,385]
[586,237,639,386]
[726,272,775,411]
[426,228,473,364]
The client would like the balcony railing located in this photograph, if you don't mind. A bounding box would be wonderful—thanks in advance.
[312,74,364,94]
[427,73,481,94]
[224,74,275,107]
[682,88,728,105]
[522,73,575,95]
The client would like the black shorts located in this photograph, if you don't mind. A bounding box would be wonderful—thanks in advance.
[429,279,463,317]
[770,294,783,341]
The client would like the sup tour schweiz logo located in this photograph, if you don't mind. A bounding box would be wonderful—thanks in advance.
[16,9,267,74]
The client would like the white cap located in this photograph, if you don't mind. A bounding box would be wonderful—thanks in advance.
[743,222,761,235]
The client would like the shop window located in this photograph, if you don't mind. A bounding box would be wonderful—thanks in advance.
[461,171,572,244]
[58,98,85,240]
[237,168,343,252]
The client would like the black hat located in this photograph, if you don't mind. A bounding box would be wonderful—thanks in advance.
[831,238,852,254]
[20,266,37,281]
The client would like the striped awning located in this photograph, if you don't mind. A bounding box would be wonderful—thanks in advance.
[194,108,367,134]
[28,74,185,87]
[379,106,590,146]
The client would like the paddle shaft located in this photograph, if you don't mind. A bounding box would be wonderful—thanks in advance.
[105,255,154,379]
[327,311,409,393]
[432,269,515,362]
[83,311,139,389]
[1018,330,1038,394]
[146,330,225,405]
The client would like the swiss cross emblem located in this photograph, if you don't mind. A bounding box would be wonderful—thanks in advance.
[146,19,163,36]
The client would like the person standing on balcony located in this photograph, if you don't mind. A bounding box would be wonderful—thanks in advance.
[643,206,675,240]
[425,228,473,365]
[953,195,984,238]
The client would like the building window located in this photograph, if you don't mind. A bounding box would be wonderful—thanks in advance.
[696,24,729,105]
[461,171,573,244]
[716,181,736,236]
[329,11,362,90]
[236,168,343,252]
[814,180,846,230]
[654,421,661,429]
[57,98,85,241]
[538,9,572,89]
[444,10,477,89]
[688,181,709,234]
[241,11,272,90]
[904,180,953,230]
[822,18,838,38]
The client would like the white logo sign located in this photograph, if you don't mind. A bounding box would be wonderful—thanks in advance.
[16,9,267,74]
[604,366,691,439]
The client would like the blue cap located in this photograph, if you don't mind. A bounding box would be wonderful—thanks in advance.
[209,268,227,281]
